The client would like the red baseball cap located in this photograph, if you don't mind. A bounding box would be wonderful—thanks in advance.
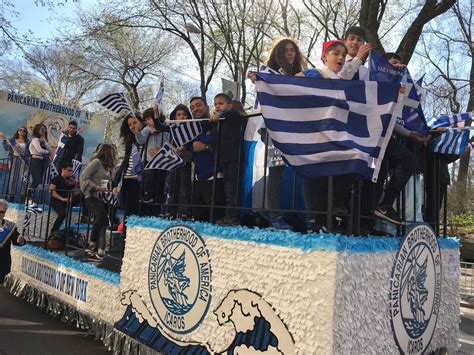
[321,40,345,60]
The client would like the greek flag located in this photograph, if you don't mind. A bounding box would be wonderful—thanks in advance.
[431,129,470,155]
[254,73,404,182]
[369,51,429,135]
[145,142,186,171]
[426,112,472,129]
[98,191,119,206]
[98,93,132,114]
[169,120,202,147]
[52,133,69,166]
[72,159,82,180]
[23,203,43,231]
[45,162,59,185]
[155,79,164,106]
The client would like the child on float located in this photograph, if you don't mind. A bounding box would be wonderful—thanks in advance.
[248,38,307,230]
[166,104,193,219]
[300,40,371,231]
[137,105,170,209]
[343,26,370,80]
[209,93,245,226]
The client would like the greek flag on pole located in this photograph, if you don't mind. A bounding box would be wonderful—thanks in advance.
[169,121,203,147]
[145,142,186,171]
[254,73,404,182]
[155,79,164,106]
[369,51,429,135]
[52,133,69,166]
[98,93,132,114]
[72,159,82,180]
[426,112,472,129]
[431,129,470,155]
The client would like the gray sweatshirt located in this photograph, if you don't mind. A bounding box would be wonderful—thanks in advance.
[79,158,111,198]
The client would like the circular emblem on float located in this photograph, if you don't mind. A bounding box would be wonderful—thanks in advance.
[148,225,212,334]
[390,224,441,354]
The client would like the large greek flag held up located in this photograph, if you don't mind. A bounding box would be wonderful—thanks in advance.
[52,133,69,166]
[98,93,132,114]
[254,73,404,181]
[431,129,470,155]
[145,142,186,171]
[426,112,472,129]
[169,120,202,147]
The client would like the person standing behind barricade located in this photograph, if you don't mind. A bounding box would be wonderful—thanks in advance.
[190,97,225,222]
[248,38,307,230]
[209,93,245,226]
[166,104,193,219]
[80,144,117,260]
[115,113,144,218]
[0,199,25,284]
[49,161,82,235]
[58,120,84,166]
[0,127,29,202]
[28,124,51,190]
[299,40,371,231]
[137,105,170,209]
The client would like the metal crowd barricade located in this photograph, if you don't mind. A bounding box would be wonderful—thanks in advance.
[460,261,474,301]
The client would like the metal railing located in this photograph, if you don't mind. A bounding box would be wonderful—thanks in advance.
[461,261,474,301]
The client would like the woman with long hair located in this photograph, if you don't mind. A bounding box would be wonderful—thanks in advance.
[80,143,117,258]
[28,124,50,190]
[0,126,30,201]
[248,38,307,229]
[115,113,144,217]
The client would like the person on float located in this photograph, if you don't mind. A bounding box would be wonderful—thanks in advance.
[0,199,25,284]
[0,126,29,201]
[247,37,307,230]
[28,124,51,190]
[80,144,117,259]
[58,120,85,166]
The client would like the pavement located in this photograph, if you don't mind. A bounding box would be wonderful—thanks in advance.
[0,286,109,355]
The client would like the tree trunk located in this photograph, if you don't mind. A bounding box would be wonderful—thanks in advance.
[456,55,474,189]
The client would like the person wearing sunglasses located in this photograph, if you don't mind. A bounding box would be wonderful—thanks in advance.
[0,127,30,202]
[0,199,25,284]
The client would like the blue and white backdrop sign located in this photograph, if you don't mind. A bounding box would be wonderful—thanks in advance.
[390,224,441,354]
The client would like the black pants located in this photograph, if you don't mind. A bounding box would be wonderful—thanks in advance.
[192,178,225,222]
[30,158,46,189]
[120,178,141,217]
[143,169,167,203]
[50,194,81,232]
[168,164,192,216]
[85,197,107,247]
[222,161,240,218]
[378,138,416,207]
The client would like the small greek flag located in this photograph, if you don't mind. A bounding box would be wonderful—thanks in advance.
[145,142,186,171]
[22,212,31,230]
[426,112,472,129]
[169,120,203,147]
[155,79,164,106]
[98,191,119,206]
[23,203,43,231]
[45,163,59,185]
[432,129,470,155]
[72,159,82,180]
[98,93,132,114]
[52,133,69,166]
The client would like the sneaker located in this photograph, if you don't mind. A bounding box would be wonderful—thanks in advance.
[270,217,293,231]
[98,248,105,257]
[140,196,154,204]
[216,217,240,226]
[374,206,403,225]
[84,251,103,262]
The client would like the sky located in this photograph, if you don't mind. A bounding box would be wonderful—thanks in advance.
[8,0,94,42]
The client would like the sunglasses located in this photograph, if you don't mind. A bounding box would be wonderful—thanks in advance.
[18,129,27,132]
[0,210,6,213]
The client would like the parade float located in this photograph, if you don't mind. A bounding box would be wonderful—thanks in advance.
[4,204,460,354]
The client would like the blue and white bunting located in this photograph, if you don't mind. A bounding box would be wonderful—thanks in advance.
[426,112,472,129]
[254,73,404,182]
[431,129,470,155]
[169,120,203,147]
[145,142,186,171]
